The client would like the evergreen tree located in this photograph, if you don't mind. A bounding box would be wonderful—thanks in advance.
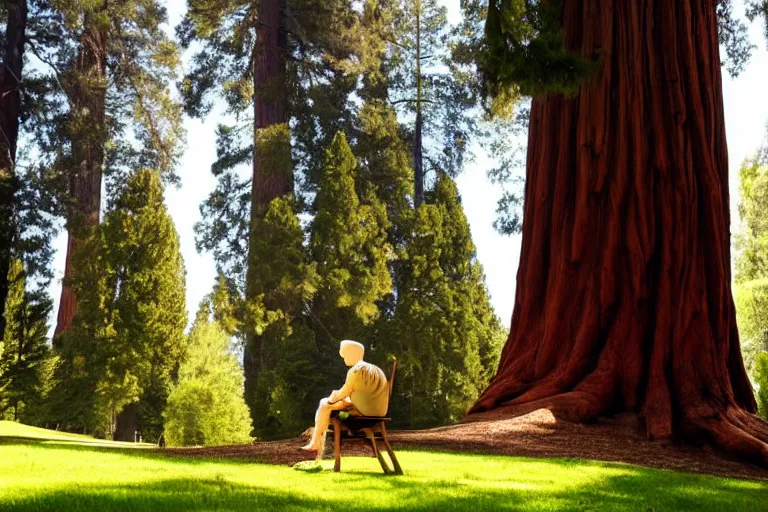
[390,174,504,427]
[164,306,252,447]
[182,0,363,420]
[0,258,53,422]
[0,0,28,345]
[101,169,187,442]
[35,0,185,340]
[50,169,186,439]
[309,132,392,340]
[241,195,318,438]
[303,132,393,417]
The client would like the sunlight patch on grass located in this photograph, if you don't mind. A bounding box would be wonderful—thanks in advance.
[0,421,153,448]
[0,422,766,511]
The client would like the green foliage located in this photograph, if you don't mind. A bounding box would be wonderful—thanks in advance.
[476,0,756,109]
[393,0,474,177]
[243,196,319,437]
[24,0,185,205]
[310,132,393,325]
[186,0,365,280]
[355,100,414,232]
[385,173,505,427]
[755,352,768,419]
[736,158,768,282]
[746,1,768,45]
[50,169,186,438]
[164,315,252,447]
[734,279,768,419]
[735,146,768,420]
[0,259,54,423]
[479,0,599,103]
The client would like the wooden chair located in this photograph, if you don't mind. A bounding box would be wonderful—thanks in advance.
[329,359,403,475]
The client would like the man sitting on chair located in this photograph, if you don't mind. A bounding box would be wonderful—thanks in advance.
[300,339,388,453]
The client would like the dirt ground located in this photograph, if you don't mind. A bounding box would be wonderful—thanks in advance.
[164,406,768,481]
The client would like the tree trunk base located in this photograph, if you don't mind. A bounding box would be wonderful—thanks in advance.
[470,390,768,468]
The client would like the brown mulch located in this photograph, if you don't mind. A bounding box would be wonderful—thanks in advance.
[163,406,768,481]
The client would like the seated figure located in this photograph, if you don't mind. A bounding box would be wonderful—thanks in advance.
[300,339,388,452]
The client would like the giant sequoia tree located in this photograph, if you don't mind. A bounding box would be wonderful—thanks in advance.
[49,0,183,340]
[469,0,768,466]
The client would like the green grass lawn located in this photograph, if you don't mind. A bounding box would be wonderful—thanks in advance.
[1,421,765,511]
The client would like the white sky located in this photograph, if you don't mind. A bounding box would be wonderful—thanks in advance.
[44,0,768,333]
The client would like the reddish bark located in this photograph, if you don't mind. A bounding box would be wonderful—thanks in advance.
[243,0,292,412]
[250,0,291,218]
[469,0,768,467]
[0,0,27,343]
[54,19,108,340]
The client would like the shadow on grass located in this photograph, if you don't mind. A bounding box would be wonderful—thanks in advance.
[2,469,767,512]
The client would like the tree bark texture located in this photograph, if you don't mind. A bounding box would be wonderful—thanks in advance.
[469,0,768,467]
[113,402,138,442]
[0,0,27,345]
[243,0,291,417]
[54,20,108,341]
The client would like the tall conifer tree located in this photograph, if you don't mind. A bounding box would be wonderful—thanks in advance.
[46,0,184,341]
[0,259,52,422]
[50,169,186,439]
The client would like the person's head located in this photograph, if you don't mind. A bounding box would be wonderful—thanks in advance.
[339,340,364,366]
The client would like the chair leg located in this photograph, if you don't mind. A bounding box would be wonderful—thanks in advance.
[362,428,392,474]
[379,423,403,475]
[332,418,342,472]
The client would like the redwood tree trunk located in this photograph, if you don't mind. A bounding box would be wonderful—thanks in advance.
[54,19,107,341]
[0,0,27,344]
[470,0,768,467]
[243,0,291,416]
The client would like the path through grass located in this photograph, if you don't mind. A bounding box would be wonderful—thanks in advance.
[0,421,765,511]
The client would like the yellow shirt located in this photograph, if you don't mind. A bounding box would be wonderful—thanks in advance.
[345,361,389,417]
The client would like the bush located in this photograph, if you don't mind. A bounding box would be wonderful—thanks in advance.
[734,279,768,420]
[163,321,252,446]
[755,352,768,419]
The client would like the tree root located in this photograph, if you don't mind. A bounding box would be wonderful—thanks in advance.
[688,409,768,467]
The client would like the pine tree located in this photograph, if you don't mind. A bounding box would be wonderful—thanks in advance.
[389,173,504,427]
[164,305,252,447]
[241,195,318,437]
[101,169,187,442]
[50,169,186,439]
[0,258,53,422]
[309,132,392,343]
[369,0,479,205]
[0,0,28,345]
[182,0,364,421]
[305,132,392,411]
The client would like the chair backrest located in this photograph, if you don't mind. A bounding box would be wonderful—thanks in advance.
[387,358,397,399]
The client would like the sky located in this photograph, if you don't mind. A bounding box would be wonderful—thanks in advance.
[44,0,768,334]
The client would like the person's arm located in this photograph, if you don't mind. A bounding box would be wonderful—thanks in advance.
[329,369,355,403]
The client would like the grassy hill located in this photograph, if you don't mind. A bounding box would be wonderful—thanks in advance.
[0,420,154,448]
[0,421,765,511]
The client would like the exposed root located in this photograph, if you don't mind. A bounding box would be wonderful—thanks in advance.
[689,411,768,468]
